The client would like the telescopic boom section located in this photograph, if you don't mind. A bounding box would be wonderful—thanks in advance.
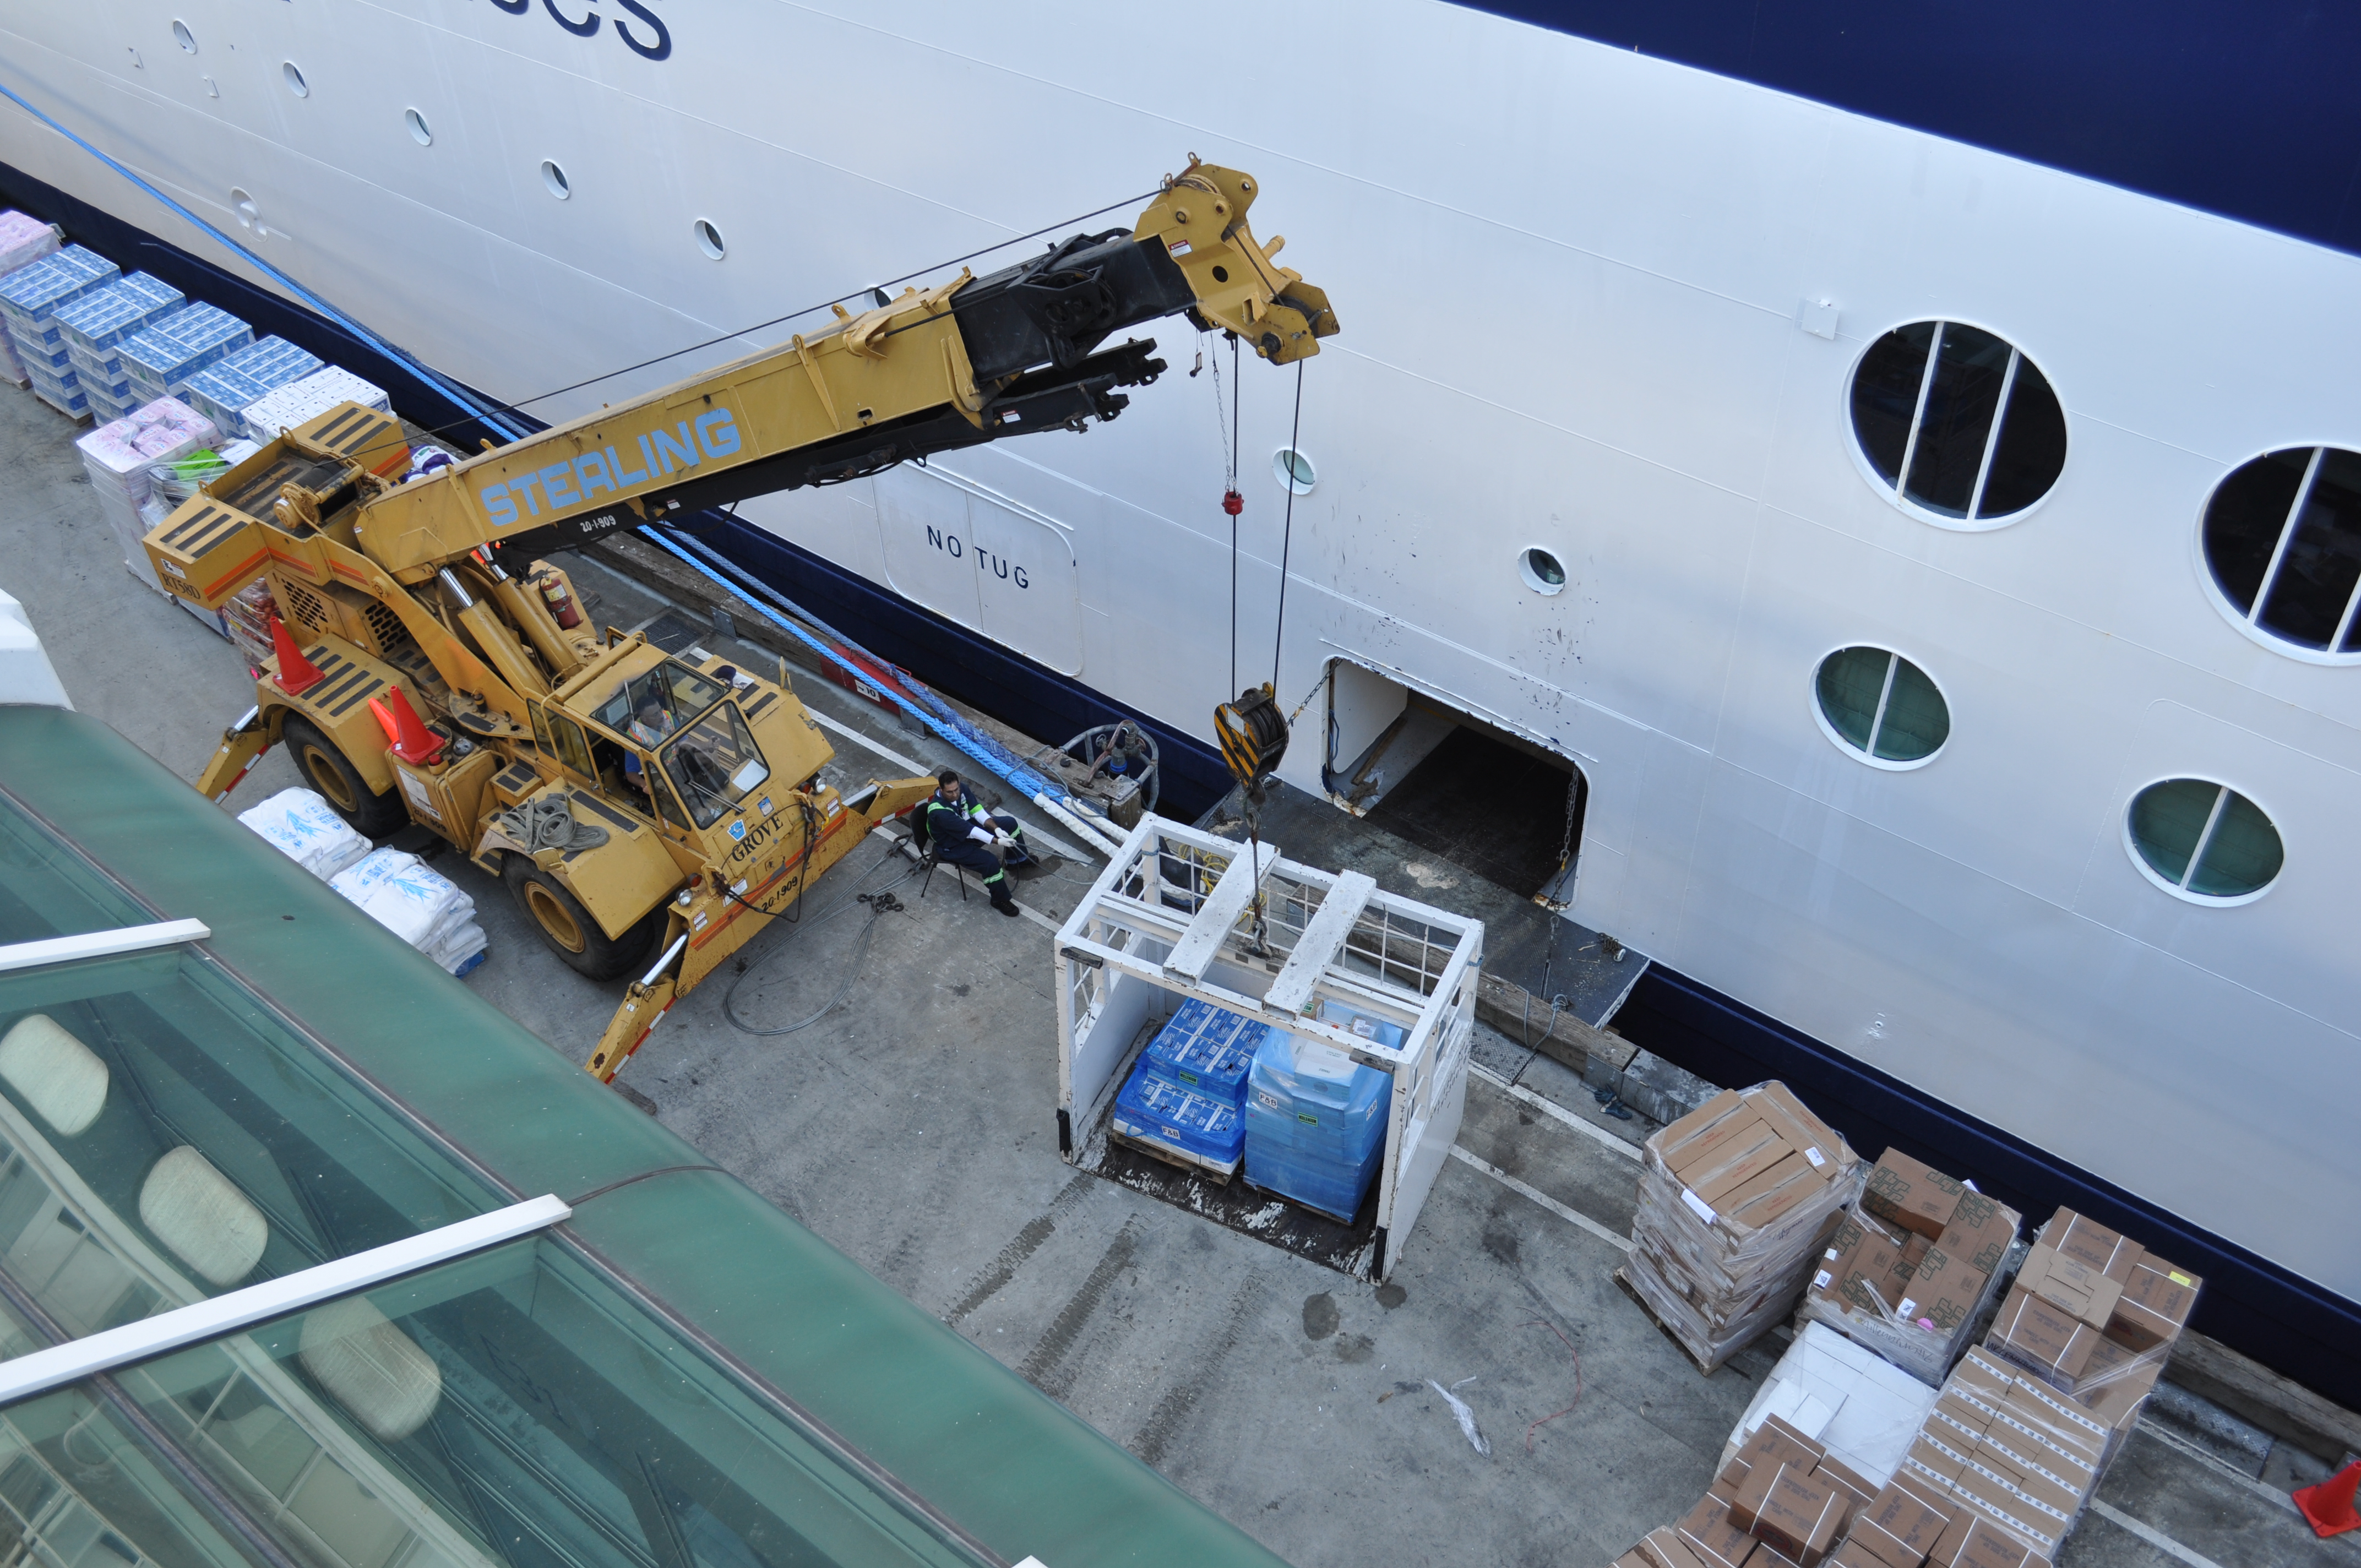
[356,158,1335,582]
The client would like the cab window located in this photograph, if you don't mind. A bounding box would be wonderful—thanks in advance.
[588,660,730,750]
[534,703,598,784]
[662,705,770,827]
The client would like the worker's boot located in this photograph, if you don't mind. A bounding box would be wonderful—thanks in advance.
[986,872,1020,918]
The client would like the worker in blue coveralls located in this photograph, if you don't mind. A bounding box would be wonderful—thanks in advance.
[924,769,1028,917]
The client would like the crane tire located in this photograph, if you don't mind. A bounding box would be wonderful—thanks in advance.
[281,715,408,839]
[504,855,662,981]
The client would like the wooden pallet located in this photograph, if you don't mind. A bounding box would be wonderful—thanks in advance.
[1107,1125,1238,1185]
[1613,1265,1725,1378]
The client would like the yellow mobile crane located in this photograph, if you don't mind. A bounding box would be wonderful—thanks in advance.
[141,159,1334,1080]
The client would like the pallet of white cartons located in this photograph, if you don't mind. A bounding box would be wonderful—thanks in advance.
[240,364,390,441]
[1717,1321,1940,1487]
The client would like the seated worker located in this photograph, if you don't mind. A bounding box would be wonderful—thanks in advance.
[923,769,1027,917]
[622,699,676,797]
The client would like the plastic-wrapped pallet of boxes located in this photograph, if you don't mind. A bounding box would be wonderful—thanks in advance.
[119,300,253,405]
[330,848,488,977]
[1243,999,1397,1222]
[1798,1151,2023,1386]
[1109,998,1255,1178]
[1623,1082,1863,1370]
[0,244,122,420]
[1980,1206,2201,1467]
[237,788,372,880]
[55,273,184,425]
[179,335,324,440]
[1611,1412,1887,1568]
[240,364,392,444]
[0,211,63,386]
[1718,1323,1942,1489]
[75,398,221,581]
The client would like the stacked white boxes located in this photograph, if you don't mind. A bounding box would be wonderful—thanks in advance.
[75,398,222,584]
[55,273,185,424]
[180,335,324,438]
[1624,1082,1866,1370]
[240,364,391,441]
[120,300,252,404]
[0,211,63,387]
[237,788,372,879]
[330,849,488,976]
[0,244,122,419]
[1718,1322,1942,1488]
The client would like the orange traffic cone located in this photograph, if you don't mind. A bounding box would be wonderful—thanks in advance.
[2295,1460,2361,1538]
[268,616,325,696]
[377,685,445,767]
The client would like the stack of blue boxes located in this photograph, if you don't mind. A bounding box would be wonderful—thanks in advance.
[121,300,253,406]
[56,272,186,423]
[0,244,122,418]
[181,335,324,439]
[1111,998,1260,1172]
[1242,1000,1400,1223]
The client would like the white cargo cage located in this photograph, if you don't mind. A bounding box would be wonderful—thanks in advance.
[1052,814,1483,1280]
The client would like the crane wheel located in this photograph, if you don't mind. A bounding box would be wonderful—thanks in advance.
[281,715,408,838]
[503,856,662,981]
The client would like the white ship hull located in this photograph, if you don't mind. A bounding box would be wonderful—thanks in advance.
[2,1,2354,1311]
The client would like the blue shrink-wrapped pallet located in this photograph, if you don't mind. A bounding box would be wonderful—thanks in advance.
[1141,1001,1261,1108]
[0,244,118,373]
[122,302,253,401]
[180,364,269,439]
[1112,1068,1245,1168]
[57,273,184,383]
[1242,1001,1398,1222]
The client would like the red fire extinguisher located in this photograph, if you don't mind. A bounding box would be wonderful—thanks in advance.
[531,565,583,629]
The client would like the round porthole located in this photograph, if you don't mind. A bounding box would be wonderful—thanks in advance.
[1273,447,1315,494]
[230,188,258,230]
[172,20,197,53]
[1813,646,1950,768]
[1518,547,1567,595]
[2200,446,2361,661]
[540,160,570,200]
[1849,321,2066,528]
[2123,778,2283,904]
[404,108,432,146]
[694,219,726,260]
[281,62,308,97]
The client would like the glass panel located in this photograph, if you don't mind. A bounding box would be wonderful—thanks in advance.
[96,1238,983,1568]
[0,1382,259,1568]
[0,948,498,1323]
[584,662,730,743]
[661,707,769,830]
[0,807,156,948]
[2187,791,2283,898]
[1872,658,1950,761]
[1903,325,2011,518]
[1815,647,1890,753]
[1975,355,2068,518]
[1849,324,1935,486]
[539,709,598,785]
[2202,449,2310,613]
[2129,779,2220,886]
[2256,447,2361,649]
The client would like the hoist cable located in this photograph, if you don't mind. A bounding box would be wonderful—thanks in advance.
[1272,357,1305,689]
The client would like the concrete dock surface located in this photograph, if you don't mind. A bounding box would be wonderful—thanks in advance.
[4,384,2352,1568]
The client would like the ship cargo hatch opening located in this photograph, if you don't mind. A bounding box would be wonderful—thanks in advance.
[1321,661,1583,903]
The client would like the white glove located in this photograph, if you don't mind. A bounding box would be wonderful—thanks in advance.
[994,830,1017,850]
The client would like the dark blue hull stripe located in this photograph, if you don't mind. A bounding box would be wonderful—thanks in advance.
[1454,0,2361,260]
[8,156,2355,1413]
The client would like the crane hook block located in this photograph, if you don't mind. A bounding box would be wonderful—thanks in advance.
[1214,684,1290,803]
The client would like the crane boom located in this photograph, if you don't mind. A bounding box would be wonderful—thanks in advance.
[352,157,1333,581]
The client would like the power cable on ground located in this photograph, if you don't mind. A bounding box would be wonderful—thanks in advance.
[721,846,920,1036]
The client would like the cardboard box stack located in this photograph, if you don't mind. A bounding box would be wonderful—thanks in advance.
[0,244,122,420]
[1625,1083,1863,1370]
[1983,1207,2201,1463]
[0,211,64,387]
[1611,1414,1875,1568]
[181,335,325,438]
[55,273,186,424]
[121,300,254,405]
[1868,1344,2112,1565]
[1800,1152,2023,1385]
[75,398,223,584]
